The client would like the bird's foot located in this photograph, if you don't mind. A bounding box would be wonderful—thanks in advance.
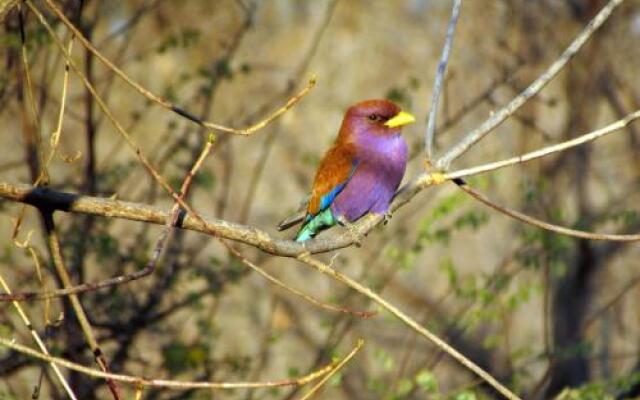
[337,216,364,247]
[382,212,393,225]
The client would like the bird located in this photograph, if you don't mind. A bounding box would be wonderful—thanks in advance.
[278,99,414,242]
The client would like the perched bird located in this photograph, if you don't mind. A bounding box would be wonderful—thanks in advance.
[278,99,414,242]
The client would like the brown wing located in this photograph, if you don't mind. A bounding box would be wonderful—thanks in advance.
[307,142,358,216]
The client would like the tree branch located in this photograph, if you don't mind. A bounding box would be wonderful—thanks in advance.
[425,0,462,160]
[436,0,624,170]
[0,274,77,399]
[0,336,340,390]
[454,179,640,241]
[442,109,640,180]
[40,0,314,136]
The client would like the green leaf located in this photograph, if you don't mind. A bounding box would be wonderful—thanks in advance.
[396,377,413,396]
[453,391,477,400]
[162,341,209,375]
[415,369,438,393]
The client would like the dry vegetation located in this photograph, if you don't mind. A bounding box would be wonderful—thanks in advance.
[1,1,640,399]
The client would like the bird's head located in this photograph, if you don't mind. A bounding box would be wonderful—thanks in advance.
[340,99,416,139]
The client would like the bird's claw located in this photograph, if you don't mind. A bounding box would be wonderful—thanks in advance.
[348,227,364,248]
[382,212,393,225]
[337,216,364,247]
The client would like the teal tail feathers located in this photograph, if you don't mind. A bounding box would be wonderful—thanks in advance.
[295,208,336,242]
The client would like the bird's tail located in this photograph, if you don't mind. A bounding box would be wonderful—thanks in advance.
[277,194,311,231]
[277,212,306,231]
[294,208,335,242]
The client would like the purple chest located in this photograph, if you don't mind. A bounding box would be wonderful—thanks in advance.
[332,133,408,221]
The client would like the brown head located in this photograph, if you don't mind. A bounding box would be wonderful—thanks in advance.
[338,99,415,141]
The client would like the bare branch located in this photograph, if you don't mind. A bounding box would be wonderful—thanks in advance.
[425,0,462,161]
[454,179,640,241]
[583,273,640,331]
[40,0,314,136]
[0,337,339,390]
[296,252,521,400]
[0,274,77,399]
[436,0,624,170]
[297,339,364,400]
[227,245,376,318]
[2,104,636,260]
[443,109,640,180]
[41,211,122,399]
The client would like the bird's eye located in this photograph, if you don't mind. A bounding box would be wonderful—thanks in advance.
[368,114,380,121]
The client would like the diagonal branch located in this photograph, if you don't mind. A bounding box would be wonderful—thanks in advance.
[296,252,521,400]
[296,339,364,400]
[41,0,314,135]
[442,109,640,180]
[0,274,77,399]
[436,0,624,170]
[2,105,637,264]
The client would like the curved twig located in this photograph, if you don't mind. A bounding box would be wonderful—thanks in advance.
[453,179,640,241]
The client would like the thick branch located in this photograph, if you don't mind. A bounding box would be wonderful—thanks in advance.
[0,181,366,256]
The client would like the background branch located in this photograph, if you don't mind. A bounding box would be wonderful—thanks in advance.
[436,0,623,170]
[425,0,462,161]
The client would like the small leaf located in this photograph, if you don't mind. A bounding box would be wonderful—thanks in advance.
[415,369,438,393]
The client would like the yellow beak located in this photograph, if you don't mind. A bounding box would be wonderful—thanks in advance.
[384,110,416,128]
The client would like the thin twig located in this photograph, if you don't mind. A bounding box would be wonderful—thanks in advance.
[583,273,640,331]
[0,274,77,399]
[435,59,525,138]
[436,0,624,170]
[40,211,122,399]
[226,245,376,319]
[442,109,640,181]
[296,253,521,400]
[425,0,462,161]
[454,179,640,241]
[41,0,315,135]
[296,339,364,400]
[0,337,337,390]
[18,3,47,183]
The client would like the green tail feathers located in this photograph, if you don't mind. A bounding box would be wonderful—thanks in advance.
[295,208,335,242]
